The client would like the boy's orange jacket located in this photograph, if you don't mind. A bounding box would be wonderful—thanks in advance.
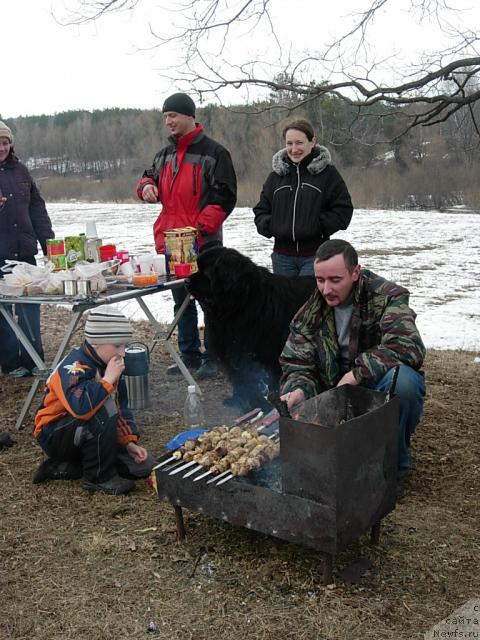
[34,341,139,447]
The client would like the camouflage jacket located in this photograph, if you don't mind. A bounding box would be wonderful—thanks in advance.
[279,268,425,398]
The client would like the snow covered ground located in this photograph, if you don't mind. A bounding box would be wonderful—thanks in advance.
[46,203,480,351]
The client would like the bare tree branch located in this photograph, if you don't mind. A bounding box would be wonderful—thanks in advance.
[57,0,480,138]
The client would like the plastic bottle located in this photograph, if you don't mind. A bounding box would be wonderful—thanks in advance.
[183,385,205,428]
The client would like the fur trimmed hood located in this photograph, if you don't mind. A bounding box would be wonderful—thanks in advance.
[272,144,332,176]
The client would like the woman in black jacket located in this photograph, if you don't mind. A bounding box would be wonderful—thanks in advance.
[253,119,353,276]
[0,120,54,377]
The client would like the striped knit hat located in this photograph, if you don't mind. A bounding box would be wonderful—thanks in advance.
[84,307,133,345]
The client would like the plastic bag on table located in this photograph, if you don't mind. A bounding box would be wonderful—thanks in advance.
[0,273,25,297]
[0,260,51,285]
[25,272,64,296]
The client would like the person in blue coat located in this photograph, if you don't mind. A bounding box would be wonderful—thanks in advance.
[0,120,54,377]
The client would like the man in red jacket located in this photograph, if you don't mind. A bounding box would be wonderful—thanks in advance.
[137,93,237,379]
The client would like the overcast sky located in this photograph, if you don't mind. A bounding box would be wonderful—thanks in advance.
[2,0,480,118]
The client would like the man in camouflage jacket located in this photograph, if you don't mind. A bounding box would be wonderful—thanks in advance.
[280,239,426,474]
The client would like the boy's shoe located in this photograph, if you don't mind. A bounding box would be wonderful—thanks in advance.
[166,354,202,376]
[33,459,83,484]
[82,474,135,495]
[8,366,32,378]
[196,359,218,380]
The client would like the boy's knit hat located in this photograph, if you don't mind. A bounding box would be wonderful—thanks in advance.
[0,121,13,143]
[84,307,133,345]
[162,93,195,117]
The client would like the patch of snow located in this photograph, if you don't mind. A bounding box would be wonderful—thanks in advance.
[45,204,480,351]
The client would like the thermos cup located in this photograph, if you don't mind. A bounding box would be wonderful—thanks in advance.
[123,342,151,410]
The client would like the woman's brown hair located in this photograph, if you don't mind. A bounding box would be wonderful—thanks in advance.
[282,119,315,141]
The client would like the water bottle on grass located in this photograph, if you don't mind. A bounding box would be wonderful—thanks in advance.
[184,385,205,428]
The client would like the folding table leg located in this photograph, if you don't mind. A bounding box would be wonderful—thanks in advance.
[136,294,200,394]
[15,378,42,431]
[14,310,84,430]
[49,311,84,369]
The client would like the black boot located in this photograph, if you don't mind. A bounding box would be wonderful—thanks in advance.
[82,474,135,495]
[33,459,83,484]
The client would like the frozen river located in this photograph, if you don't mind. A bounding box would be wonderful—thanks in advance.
[46,203,480,351]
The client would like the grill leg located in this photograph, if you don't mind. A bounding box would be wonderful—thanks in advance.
[174,505,186,541]
[322,552,333,585]
[370,520,381,546]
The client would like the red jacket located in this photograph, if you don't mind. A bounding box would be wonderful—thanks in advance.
[136,125,237,252]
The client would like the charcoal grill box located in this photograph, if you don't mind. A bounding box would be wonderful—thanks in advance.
[156,385,399,558]
[280,385,399,553]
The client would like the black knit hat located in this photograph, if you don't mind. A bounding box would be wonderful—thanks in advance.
[84,307,133,345]
[162,93,196,117]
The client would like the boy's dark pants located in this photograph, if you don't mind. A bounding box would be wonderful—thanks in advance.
[37,406,152,483]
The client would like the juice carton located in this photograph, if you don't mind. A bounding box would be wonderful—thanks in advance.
[46,239,66,271]
[64,235,86,268]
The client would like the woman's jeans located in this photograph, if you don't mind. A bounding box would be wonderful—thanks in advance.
[374,364,426,471]
[0,256,44,372]
[0,302,44,372]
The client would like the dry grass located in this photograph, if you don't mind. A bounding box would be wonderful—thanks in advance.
[0,311,478,639]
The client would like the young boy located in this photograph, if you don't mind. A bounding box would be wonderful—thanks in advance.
[33,307,155,495]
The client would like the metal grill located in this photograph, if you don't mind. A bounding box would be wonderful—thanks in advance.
[154,385,400,583]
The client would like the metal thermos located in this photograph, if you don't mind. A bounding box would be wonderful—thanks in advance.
[124,342,151,410]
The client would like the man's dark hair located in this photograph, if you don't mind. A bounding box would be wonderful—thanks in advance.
[314,240,358,272]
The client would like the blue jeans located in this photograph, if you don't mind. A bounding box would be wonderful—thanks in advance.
[375,365,426,471]
[172,286,210,358]
[271,252,314,276]
[0,302,44,372]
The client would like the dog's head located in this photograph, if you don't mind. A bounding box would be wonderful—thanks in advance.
[187,245,264,313]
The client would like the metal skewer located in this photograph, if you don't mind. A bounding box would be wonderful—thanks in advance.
[168,460,198,475]
[233,407,263,425]
[215,472,235,486]
[193,468,213,482]
[182,463,205,478]
[153,454,177,470]
[206,469,231,484]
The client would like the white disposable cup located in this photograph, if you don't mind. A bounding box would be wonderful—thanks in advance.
[152,255,166,275]
[137,254,155,273]
[120,261,135,277]
[85,221,98,238]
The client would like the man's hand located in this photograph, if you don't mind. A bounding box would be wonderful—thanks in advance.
[280,388,305,410]
[126,442,148,464]
[142,184,158,203]
[336,371,358,387]
[103,355,125,385]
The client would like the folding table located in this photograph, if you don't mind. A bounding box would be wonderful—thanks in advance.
[0,276,197,430]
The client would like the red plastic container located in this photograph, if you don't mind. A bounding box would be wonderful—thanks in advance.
[99,244,117,262]
[174,263,192,278]
[116,250,129,264]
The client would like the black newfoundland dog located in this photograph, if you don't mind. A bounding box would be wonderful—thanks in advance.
[186,245,316,412]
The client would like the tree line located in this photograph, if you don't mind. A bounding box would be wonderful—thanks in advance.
[2,96,479,210]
